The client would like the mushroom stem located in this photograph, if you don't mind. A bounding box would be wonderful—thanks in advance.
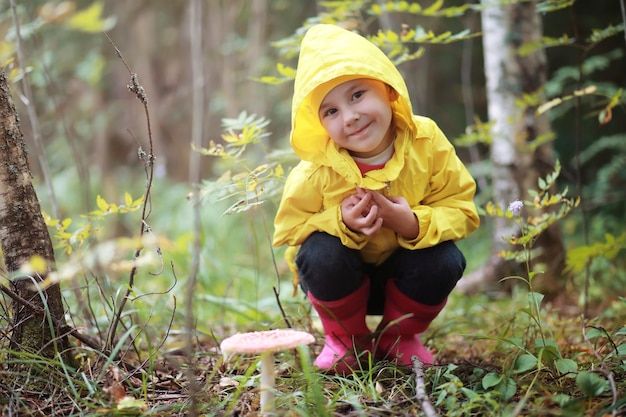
[259,351,276,415]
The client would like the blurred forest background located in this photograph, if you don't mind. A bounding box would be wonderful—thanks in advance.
[1,0,626,415]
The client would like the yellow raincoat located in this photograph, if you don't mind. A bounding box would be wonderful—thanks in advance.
[273,24,479,274]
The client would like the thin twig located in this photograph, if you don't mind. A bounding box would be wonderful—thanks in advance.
[411,356,439,417]
[260,197,291,328]
[103,32,158,354]
[127,273,177,381]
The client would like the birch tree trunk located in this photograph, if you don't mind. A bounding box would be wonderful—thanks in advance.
[0,70,72,363]
[458,0,566,297]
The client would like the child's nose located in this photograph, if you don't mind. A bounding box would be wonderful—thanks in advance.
[343,109,360,125]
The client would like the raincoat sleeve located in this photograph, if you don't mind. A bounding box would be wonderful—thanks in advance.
[272,163,368,249]
[398,123,480,249]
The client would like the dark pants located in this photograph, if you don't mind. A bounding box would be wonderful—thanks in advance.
[295,232,466,315]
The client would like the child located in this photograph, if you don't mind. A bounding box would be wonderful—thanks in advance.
[273,24,480,374]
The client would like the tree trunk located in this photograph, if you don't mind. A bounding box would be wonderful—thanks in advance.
[458,0,565,298]
[0,70,72,362]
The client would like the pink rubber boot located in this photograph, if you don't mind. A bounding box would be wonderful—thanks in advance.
[376,280,446,366]
[308,278,372,374]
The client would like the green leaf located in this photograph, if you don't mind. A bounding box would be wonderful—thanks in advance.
[586,327,606,340]
[538,177,547,190]
[528,291,545,307]
[513,354,538,373]
[588,23,625,43]
[576,371,608,398]
[556,358,578,375]
[499,377,517,401]
[482,372,502,389]
[551,393,577,408]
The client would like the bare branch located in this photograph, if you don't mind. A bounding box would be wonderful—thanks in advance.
[103,33,158,355]
[411,356,440,417]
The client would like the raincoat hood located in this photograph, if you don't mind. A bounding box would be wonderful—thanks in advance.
[291,24,417,167]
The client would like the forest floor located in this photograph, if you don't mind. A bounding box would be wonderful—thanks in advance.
[1,291,624,416]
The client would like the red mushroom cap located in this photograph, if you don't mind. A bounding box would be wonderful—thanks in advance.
[221,329,315,355]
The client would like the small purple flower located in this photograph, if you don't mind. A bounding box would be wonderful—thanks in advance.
[508,200,524,216]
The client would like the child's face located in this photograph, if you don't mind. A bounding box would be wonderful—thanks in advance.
[318,78,394,159]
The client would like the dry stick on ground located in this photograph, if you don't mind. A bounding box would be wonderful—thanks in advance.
[411,356,440,417]
[103,32,158,355]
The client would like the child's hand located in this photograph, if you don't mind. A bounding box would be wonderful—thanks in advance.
[368,191,419,239]
[341,190,383,237]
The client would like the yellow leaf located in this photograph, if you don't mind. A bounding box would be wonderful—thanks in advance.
[573,85,597,96]
[0,40,16,68]
[386,30,399,42]
[96,194,109,211]
[133,195,145,207]
[61,218,73,229]
[274,164,284,178]
[125,192,132,206]
[42,211,60,227]
[222,131,241,143]
[65,1,116,33]
[251,164,269,175]
[276,63,296,78]
[20,255,48,276]
[409,3,422,13]
[424,0,444,15]
[117,396,147,411]
[397,1,409,12]
[246,176,259,192]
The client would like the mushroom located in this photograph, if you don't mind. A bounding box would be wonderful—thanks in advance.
[220,328,315,415]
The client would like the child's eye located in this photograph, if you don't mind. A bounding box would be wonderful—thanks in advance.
[352,90,365,101]
[323,108,337,118]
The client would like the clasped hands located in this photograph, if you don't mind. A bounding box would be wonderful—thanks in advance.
[341,187,419,239]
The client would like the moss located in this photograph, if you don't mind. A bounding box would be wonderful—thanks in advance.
[6,163,19,179]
